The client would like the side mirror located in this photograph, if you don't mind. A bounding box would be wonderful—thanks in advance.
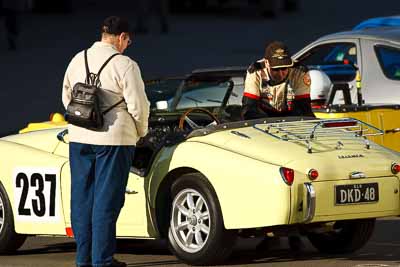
[155,100,168,110]
[57,129,69,144]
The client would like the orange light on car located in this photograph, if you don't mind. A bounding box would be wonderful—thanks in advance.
[280,167,294,185]
[307,169,319,180]
[392,163,400,174]
[49,112,66,122]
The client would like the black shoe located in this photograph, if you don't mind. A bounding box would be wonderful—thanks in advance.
[105,258,127,267]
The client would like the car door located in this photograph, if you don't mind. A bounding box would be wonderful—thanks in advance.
[360,39,400,104]
[358,40,400,151]
[294,38,362,105]
[53,130,153,238]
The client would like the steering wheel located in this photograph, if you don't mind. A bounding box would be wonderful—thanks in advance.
[178,108,220,130]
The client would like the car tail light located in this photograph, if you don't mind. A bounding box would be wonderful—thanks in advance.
[311,100,326,109]
[307,169,319,180]
[392,163,400,174]
[280,167,294,185]
[322,121,357,128]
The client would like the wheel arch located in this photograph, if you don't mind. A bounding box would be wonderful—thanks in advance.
[154,167,210,238]
[150,141,291,232]
[0,180,14,225]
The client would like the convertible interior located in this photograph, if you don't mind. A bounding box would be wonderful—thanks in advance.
[132,70,317,176]
[132,73,244,176]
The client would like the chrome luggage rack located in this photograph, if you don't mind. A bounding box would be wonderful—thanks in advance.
[254,118,383,153]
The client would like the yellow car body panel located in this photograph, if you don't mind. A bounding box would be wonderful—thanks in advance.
[311,177,400,220]
[1,117,400,240]
[146,141,291,229]
[0,140,67,236]
[19,113,67,134]
[3,128,65,154]
[59,162,155,238]
[315,108,400,152]
[144,125,400,230]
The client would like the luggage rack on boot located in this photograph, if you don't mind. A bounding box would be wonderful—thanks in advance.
[253,118,383,153]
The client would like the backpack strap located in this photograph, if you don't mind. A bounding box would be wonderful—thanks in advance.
[96,53,120,78]
[84,50,120,85]
[102,98,125,115]
[83,51,124,114]
[84,49,91,84]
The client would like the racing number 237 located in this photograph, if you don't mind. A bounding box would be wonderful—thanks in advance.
[16,172,56,217]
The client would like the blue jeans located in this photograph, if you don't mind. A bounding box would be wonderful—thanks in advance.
[69,143,135,267]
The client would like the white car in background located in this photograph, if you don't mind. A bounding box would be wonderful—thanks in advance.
[293,27,400,106]
[293,27,400,151]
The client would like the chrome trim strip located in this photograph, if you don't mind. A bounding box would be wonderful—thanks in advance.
[125,188,138,194]
[349,171,366,179]
[303,183,316,223]
[230,130,251,139]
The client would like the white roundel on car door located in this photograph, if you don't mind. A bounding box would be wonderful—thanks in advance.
[13,167,61,223]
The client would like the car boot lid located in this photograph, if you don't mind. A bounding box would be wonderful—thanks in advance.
[188,118,400,178]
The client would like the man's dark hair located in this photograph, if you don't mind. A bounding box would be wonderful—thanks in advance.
[101,16,132,37]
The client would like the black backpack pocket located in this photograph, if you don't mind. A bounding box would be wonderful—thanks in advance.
[65,83,104,130]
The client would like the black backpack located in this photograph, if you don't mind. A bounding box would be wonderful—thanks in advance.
[65,50,124,130]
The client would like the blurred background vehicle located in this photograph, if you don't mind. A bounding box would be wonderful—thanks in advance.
[294,27,400,105]
[353,15,400,30]
[293,27,400,151]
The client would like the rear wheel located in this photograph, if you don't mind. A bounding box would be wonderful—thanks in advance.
[307,219,375,254]
[167,173,236,265]
[0,183,27,254]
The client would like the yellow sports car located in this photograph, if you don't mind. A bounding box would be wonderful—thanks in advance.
[1,71,400,266]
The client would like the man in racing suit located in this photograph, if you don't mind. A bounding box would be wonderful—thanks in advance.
[241,41,314,120]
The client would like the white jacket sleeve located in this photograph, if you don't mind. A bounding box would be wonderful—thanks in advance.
[122,62,150,137]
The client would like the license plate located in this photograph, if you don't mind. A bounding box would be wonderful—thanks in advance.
[335,183,379,205]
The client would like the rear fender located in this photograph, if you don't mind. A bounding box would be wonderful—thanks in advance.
[147,141,291,229]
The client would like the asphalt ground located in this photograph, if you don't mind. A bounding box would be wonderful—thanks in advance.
[0,0,399,135]
[0,218,400,267]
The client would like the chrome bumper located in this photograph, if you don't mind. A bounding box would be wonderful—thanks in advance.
[303,183,316,223]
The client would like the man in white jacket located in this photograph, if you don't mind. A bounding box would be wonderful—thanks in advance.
[62,16,150,267]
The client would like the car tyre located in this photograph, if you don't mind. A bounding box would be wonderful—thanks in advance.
[307,218,375,254]
[167,173,236,265]
[0,183,27,254]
